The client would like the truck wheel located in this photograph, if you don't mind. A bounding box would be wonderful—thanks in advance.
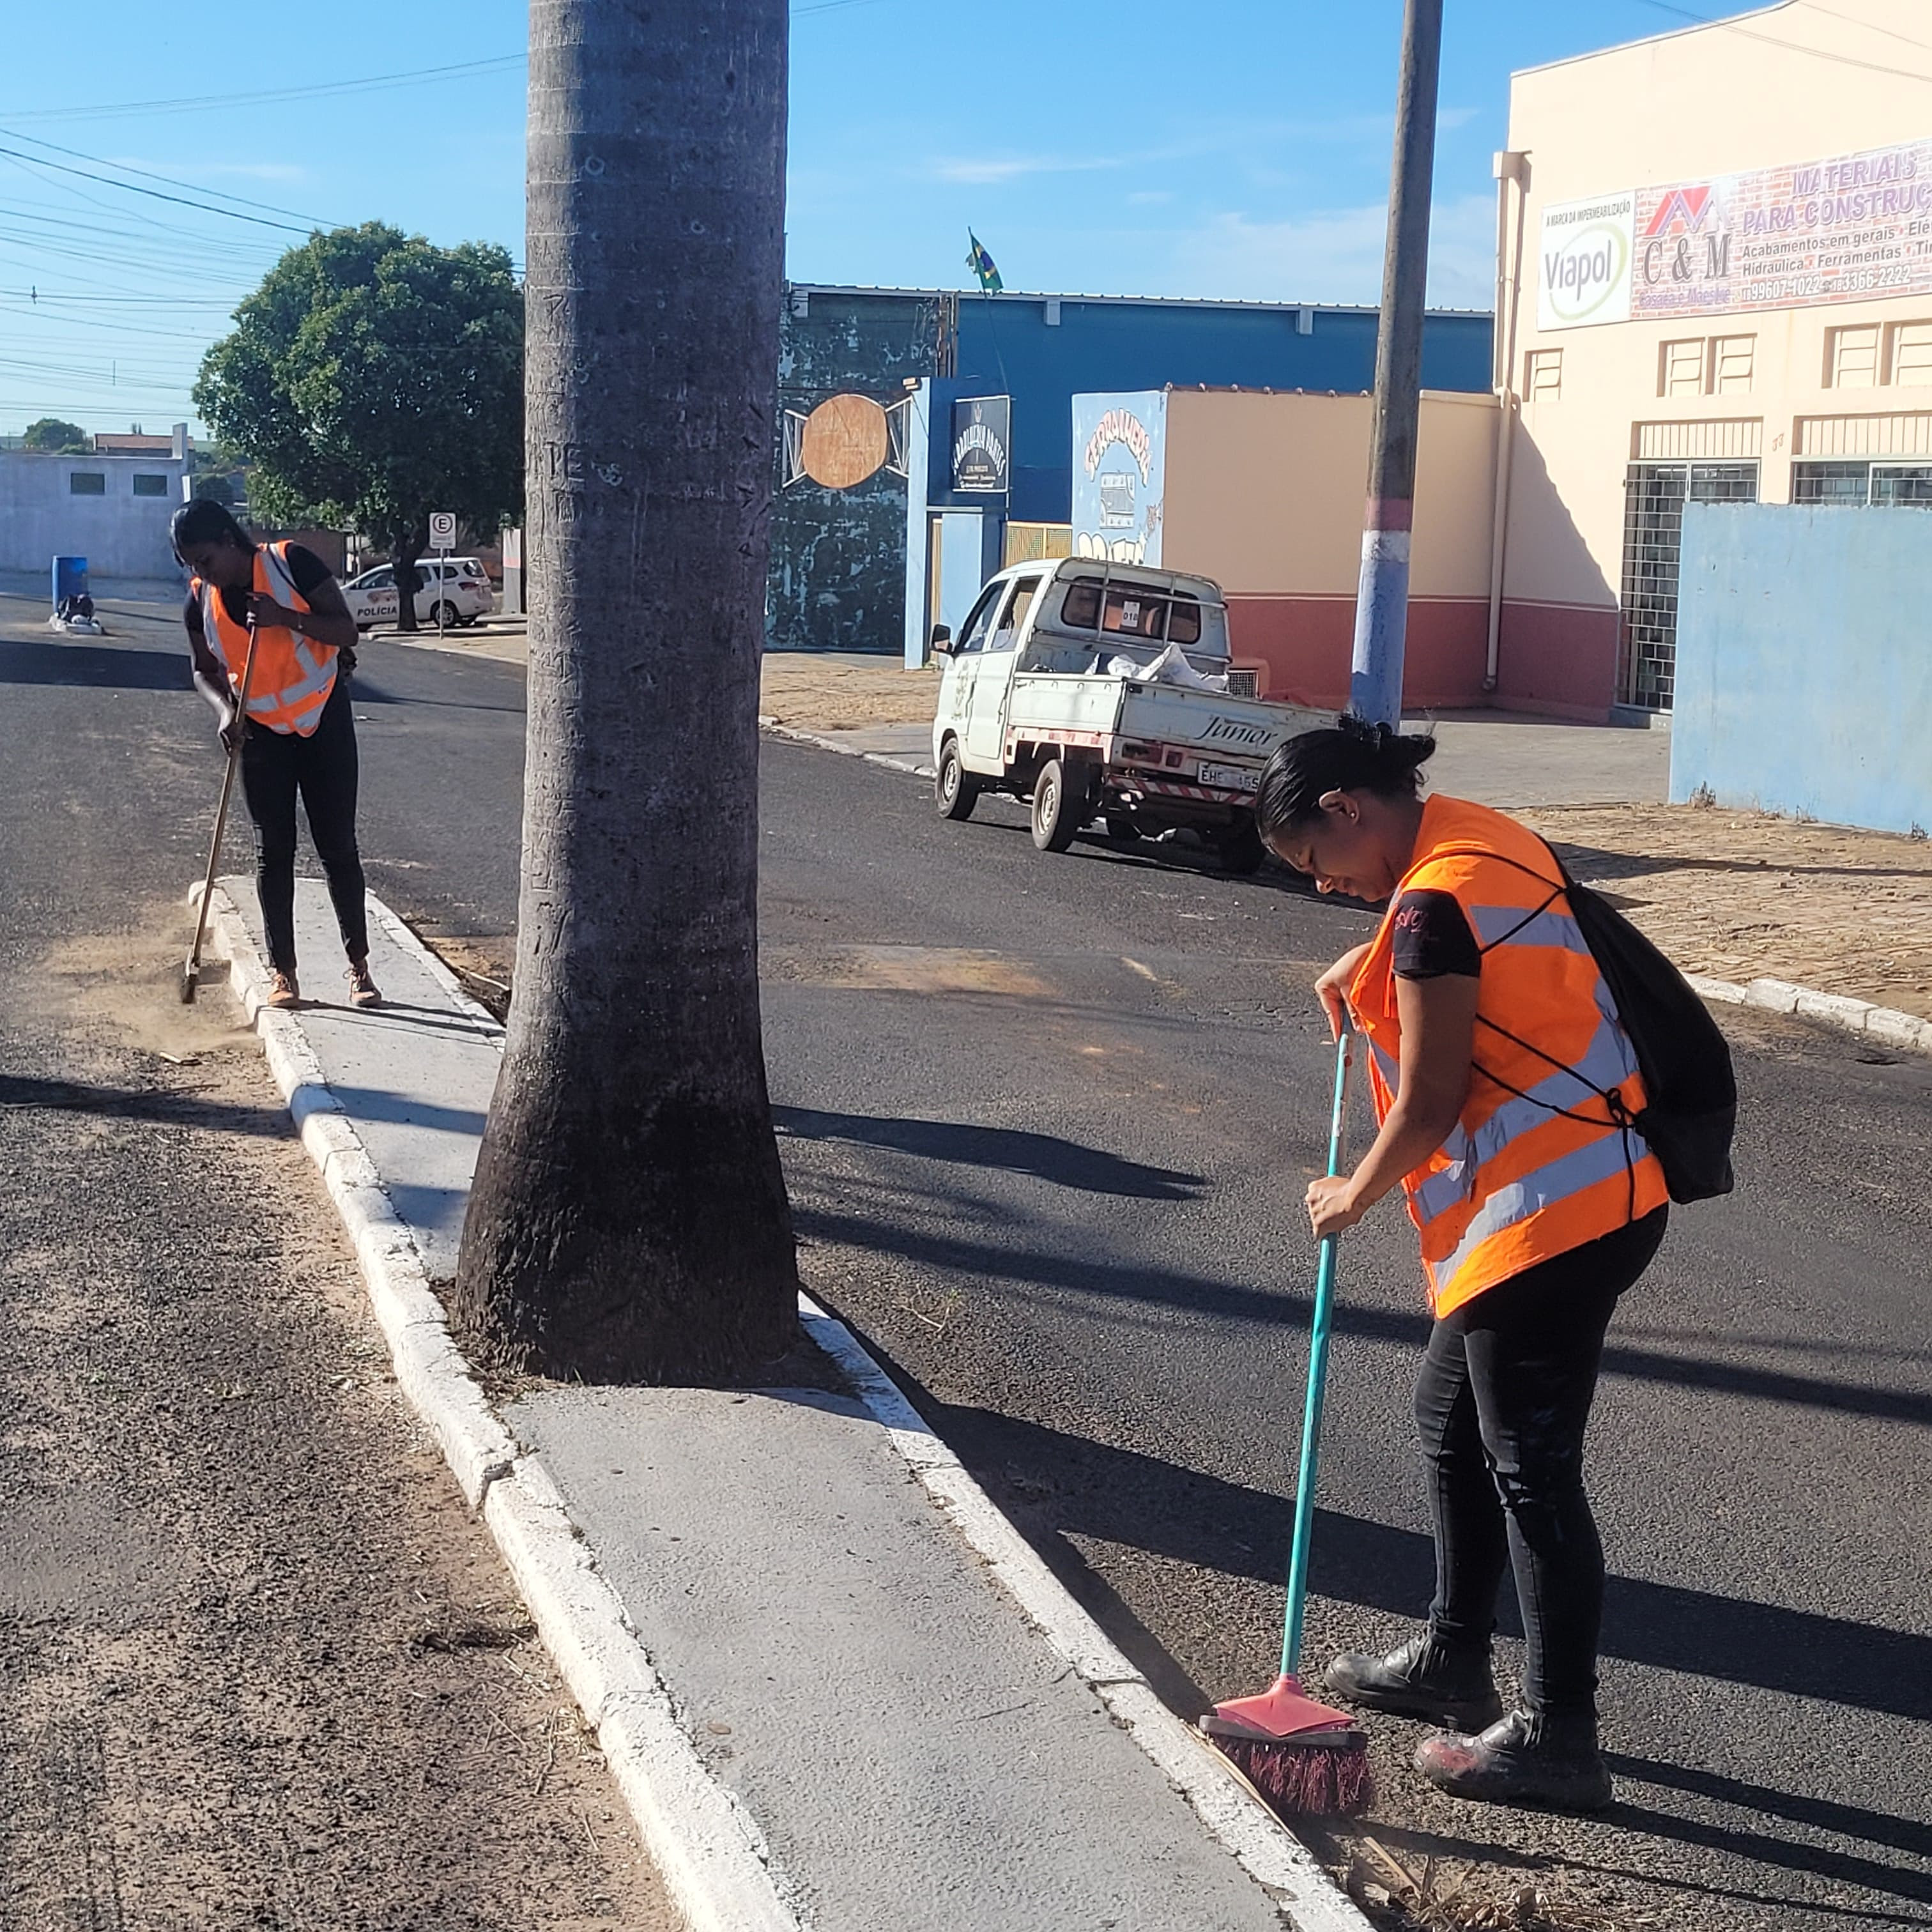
[1031,756,1085,854]
[936,739,979,822]
[1218,815,1267,875]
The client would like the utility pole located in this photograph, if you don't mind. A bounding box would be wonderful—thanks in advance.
[1349,0,1445,728]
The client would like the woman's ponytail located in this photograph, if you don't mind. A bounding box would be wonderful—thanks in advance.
[1255,712,1436,843]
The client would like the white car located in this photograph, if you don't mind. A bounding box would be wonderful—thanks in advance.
[342,557,494,631]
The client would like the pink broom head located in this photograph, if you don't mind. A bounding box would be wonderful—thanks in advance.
[1200,1673,1372,1818]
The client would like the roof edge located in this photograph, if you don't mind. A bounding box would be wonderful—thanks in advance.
[1509,0,1797,83]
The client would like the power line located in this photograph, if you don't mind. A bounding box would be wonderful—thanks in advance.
[1630,0,1932,82]
[1,54,528,125]
[0,142,319,233]
[0,129,341,228]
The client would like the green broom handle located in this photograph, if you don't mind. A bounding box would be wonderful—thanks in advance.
[1281,1020,1354,1680]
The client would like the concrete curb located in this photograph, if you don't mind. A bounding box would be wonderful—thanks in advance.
[799,1296,1368,1932]
[1685,971,1932,1055]
[201,883,801,1932]
[760,717,936,780]
[204,882,1363,1932]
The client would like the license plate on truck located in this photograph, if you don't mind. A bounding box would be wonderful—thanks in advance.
[1199,762,1260,794]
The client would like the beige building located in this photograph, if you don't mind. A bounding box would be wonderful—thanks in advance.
[1498,0,1932,716]
[1159,388,1497,710]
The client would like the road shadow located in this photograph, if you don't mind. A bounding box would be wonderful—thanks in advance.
[1547,838,1932,886]
[773,1105,1203,1200]
[0,1071,289,1139]
[787,1199,1932,1431]
[0,640,187,692]
[839,1382,1932,1731]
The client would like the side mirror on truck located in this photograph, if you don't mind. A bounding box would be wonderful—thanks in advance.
[930,624,953,658]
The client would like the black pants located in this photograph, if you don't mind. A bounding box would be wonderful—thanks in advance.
[240,674,368,977]
[1414,1206,1667,1721]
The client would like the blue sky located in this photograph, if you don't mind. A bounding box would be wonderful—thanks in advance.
[0,0,1736,436]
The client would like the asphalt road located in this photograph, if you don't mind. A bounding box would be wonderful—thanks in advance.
[16,604,1931,1931]
[0,602,674,1924]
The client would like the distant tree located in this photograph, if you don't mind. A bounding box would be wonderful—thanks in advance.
[23,417,88,453]
[192,471,236,506]
[193,223,522,629]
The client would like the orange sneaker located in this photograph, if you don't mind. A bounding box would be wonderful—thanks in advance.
[346,962,382,1009]
[265,970,300,1009]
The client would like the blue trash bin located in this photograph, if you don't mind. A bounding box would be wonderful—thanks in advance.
[52,556,89,609]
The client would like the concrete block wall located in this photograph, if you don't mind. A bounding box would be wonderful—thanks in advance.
[1673,502,1932,836]
[0,452,189,581]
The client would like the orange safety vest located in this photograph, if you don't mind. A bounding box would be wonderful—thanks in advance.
[1348,793,1668,1319]
[194,541,337,737]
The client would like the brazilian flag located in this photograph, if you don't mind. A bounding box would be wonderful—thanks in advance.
[965,231,1003,295]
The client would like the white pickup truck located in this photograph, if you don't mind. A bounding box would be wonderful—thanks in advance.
[930,558,1321,870]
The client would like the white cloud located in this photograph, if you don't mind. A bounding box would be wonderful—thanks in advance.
[1127,189,1176,207]
[1173,192,1497,308]
[111,158,310,184]
[930,151,1129,185]
[1438,105,1483,132]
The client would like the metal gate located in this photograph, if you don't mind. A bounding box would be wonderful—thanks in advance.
[1617,461,1758,710]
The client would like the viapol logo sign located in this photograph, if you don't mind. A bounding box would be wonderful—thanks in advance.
[1537,190,1636,332]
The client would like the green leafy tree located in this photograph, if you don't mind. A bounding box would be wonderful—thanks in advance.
[23,417,88,453]
[194,223,522,629]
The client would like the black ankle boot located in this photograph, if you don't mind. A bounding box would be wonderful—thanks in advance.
[1414,1708,1613,1812]
[1323,1632,1505,1730]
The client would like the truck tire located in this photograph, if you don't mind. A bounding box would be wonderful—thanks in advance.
[1031,756,1086,854]
[1218,815,1267,875]
[936,738,979,822]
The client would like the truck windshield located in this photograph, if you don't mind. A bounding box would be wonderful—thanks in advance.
[1060,579,1209,650]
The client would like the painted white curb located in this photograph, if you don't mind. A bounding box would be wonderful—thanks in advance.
[760,717,935,780]
[801,1294,1369,1932]
[1686,971,1932,1055]
[199,884,799,1932]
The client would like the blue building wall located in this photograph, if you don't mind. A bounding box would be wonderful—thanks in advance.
[774,286,1493,654]
[928,298,1494,521]
[1672,503,1932,836]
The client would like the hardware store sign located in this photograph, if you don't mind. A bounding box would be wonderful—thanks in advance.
[1538,136,1932,330]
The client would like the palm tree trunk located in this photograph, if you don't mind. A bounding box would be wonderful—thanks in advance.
[451,0,797,1379]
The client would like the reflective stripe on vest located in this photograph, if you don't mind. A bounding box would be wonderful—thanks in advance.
[1347,794,1668,1319]
[195,542,337,737]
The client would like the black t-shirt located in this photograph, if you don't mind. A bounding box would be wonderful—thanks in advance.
[184,542,334,634]
[1391,888,1481,980]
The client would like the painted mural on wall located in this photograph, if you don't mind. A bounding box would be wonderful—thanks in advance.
[769,289,939,652]
[1540,136,1932,330]
[1070,390,1165,566]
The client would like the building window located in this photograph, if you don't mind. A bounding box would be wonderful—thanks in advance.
[1660,339,1706,397]
[1827,324,1882,388]
[1889,321,1932,387]
[1524,348,1562,401]
[1711,335,1755,394]
[68,471,106,495]
[1793,459,1932,505]
[132,473,169,497]
[1618,460,1759,712]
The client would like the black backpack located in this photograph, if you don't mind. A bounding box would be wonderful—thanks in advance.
[1443,843,1738,1206]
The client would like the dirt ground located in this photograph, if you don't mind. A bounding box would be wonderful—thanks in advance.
[0,913,676,1931]
[759,654,939,732]
[1523,802,1932,1022]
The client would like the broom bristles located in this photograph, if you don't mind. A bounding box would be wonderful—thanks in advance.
[1209,1732,1373,1817]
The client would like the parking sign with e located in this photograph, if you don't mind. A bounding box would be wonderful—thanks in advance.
[429,511,457,548]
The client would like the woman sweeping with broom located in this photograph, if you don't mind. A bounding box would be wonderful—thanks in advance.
[172,500,379,1010]
[1215,715,1669,1815]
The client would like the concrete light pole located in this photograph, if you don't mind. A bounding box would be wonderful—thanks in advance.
[1349,0,1445,728]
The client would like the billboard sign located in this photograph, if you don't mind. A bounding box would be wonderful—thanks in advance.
[1540,137,1932,330]
[1538,192,1635,331]
[951,395,1011,493]
[1071,390,1166,566]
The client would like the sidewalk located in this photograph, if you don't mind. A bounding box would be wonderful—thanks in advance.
[205,876,1365,1932]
